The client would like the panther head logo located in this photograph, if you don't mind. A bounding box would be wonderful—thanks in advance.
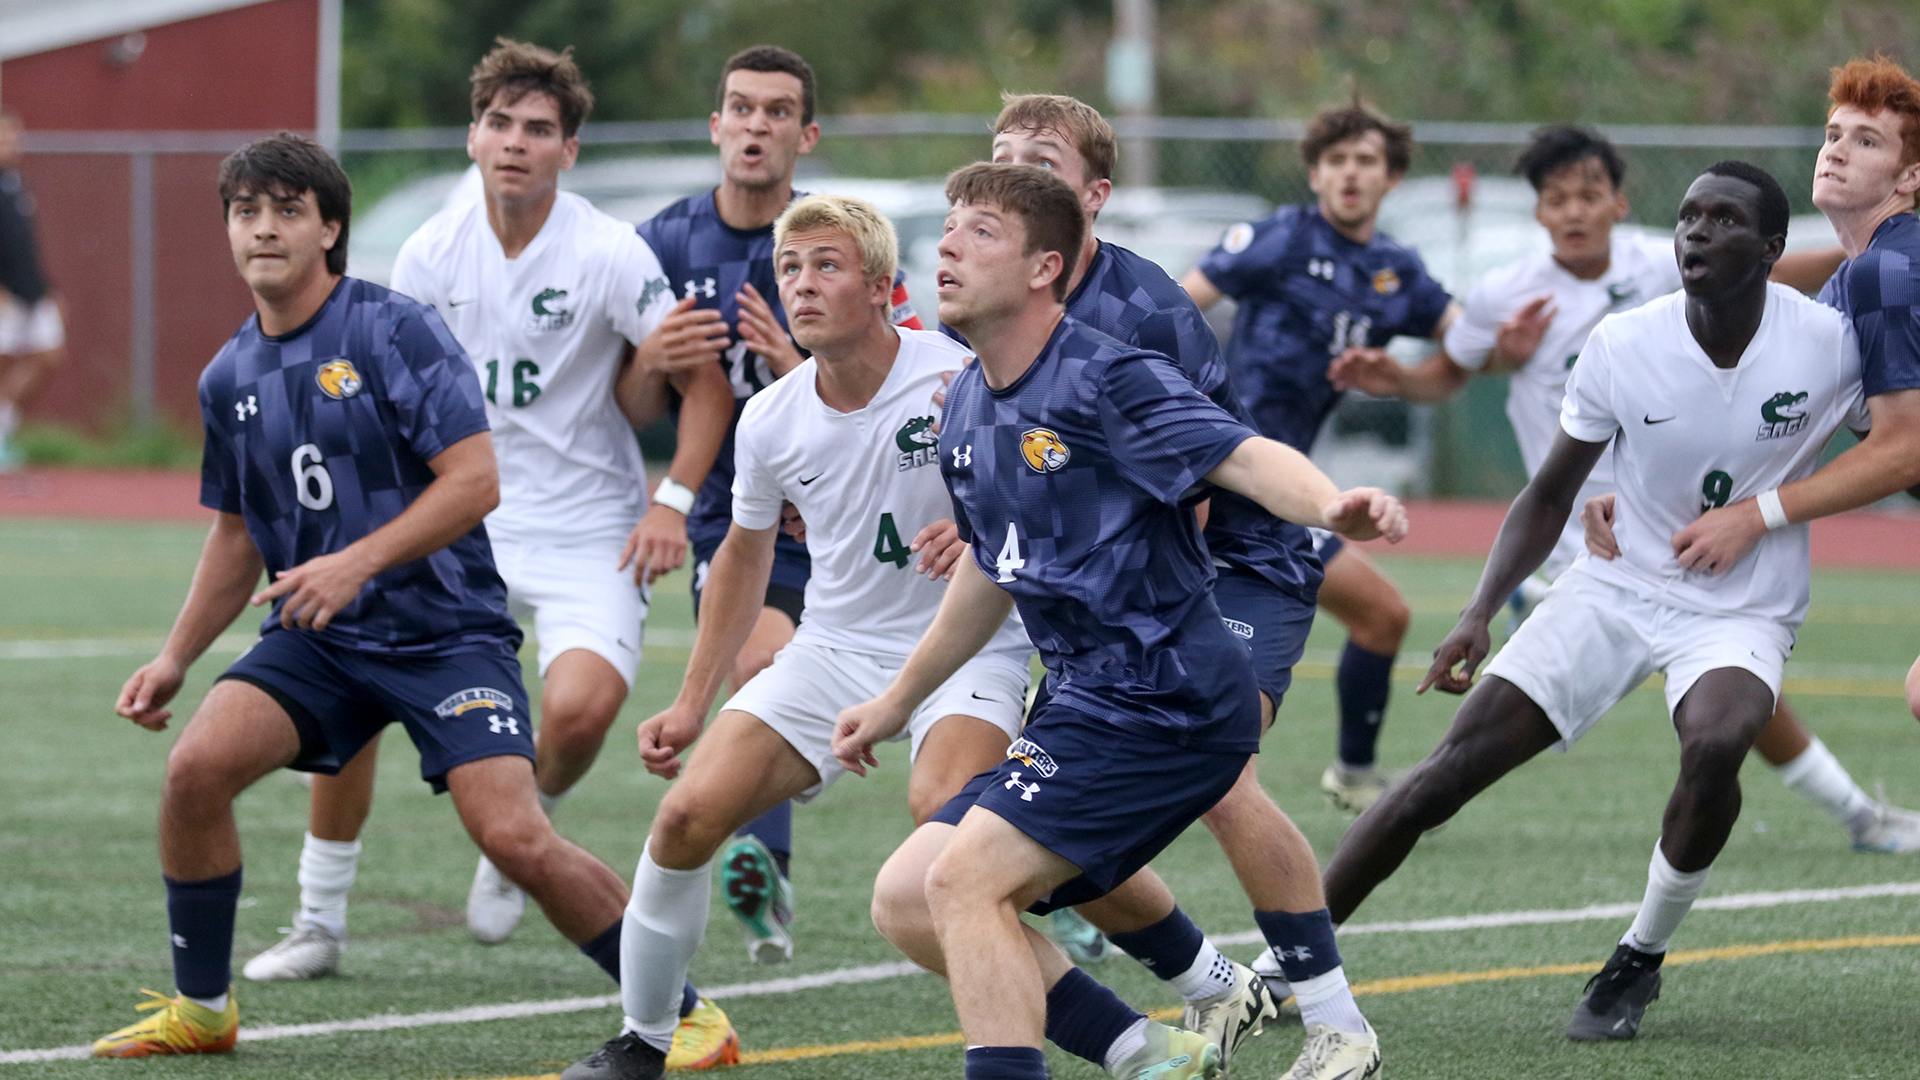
[315,359,363,400]
[1020,428,1070,473]
[1761,391,1808,424]
[895,415,939,453]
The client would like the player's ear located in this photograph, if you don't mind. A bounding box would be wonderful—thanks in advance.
[320,216,341,253]
[560,136,580,171]
[1612,189,1630,222]
[466,122,479,164]
[709,111,723,148]
[1033,249,1064,296]
[1897,158,1920,199]
[797,122,821,156]
[1083,178,1112,219]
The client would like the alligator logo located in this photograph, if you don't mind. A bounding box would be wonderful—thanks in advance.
[529,287,574,331]
[1756,390,1809,440]
[895,415,940,471]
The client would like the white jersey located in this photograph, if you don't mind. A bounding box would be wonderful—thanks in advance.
[1559,284,1866,625]
[1446,232,1681,483]
[731,328,1030,662]
[392,191,677,545]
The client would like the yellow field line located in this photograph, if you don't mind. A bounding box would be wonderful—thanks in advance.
[474,932,1920,1078]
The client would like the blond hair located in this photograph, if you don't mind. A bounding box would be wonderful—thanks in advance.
[773,194,900,314]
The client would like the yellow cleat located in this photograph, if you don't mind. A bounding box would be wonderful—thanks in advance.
[92,988,238,1058]
[666,997,740,1071]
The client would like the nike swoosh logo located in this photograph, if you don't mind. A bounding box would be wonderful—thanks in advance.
[969,692,1001,703]
[1643,415,1675,424]
[448,298,477,307]
[798,473,823,485]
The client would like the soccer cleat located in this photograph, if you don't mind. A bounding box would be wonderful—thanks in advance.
[92,988,239,1058]
[1249,948,1302,1020]
[1566,944,1663,1041]
[1047,907,1112,965]
[1851,799,1920,853]
[1505,573,1553,633]
[467,853,528,944]
[241,918,342,981]
[1321,763,1400,815]
[666,998,742,1071]
[560,1031,668,1080]
[721,835,793,964]
[1283,1020,1381,1080]
[1109,1021,1222,1080]
[1181,959,1280,1066]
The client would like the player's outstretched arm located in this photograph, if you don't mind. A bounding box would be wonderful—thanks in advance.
[1179,267,1224,312]
[638,523,779,779]
[253,431,499,633]
[833,554,1012,776]
[1672,390,1920,575]
[118,512,265,730]
[1204,436,1408,542]
[620,359,733,584]
[1422,431,1608,695]
[1328,346,1471,403]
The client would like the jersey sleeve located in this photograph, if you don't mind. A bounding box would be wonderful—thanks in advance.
[1396,256,1454,339]
[1559,322,1620,444]
[728,403,786,530]
[1441,277,1504,370]
[609,231,677,347]
[1845,249,1920,398]
[381,302,491,463]
[388,229,442,309]
[1195,215,1291,301]
[197,383,242,515]
[1100,352,1258,504]
[1837,320,1872,432]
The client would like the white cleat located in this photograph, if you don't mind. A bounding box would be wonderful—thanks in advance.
[1181,959,1280,1066]
[242,918,342,981]
[1853,800,1920,853]
[1249,948,1301,1020]
[1284,1020,1381,1080]
[467,854,527,944]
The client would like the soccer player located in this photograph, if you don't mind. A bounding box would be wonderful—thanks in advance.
[1330,123,1920,853]
[0,115,64,470]
[557,194,1030,1080]
[1321,163,1868,1041]
[837,163,1405,1080]
[636,45,924,964]
[1182,101,1456,813]
[981,93,1373,1061]
[92,133,631,1057]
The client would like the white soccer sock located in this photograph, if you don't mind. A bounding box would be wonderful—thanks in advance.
[619,844,713,1053]
[1621,842,1710,955]
[182,991,228,1013]
[296,833,361,937]
[1102,1017,1151,1074]
[1291,966,1367,1034]
[1168,940,1236,1003]
[1775,737,1876,832]
[538,789,567,818]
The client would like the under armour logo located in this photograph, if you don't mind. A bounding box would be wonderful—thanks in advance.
[172,933,189,948]
[1004,771,1040,801]
[685,277,717,299]
[951,445,972,468]
[487,715,520,736]
[234,395,258,421]
[1275,945,1313,962]
[1308,258,1336,281]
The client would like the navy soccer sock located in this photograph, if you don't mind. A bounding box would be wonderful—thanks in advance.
[1105,907,1205,979]
[737,802,793,878]
[165,867,243,1000]
[965,1045,1049,1080]
[1253,908,1342,983]
[1043,967,1143,1067]
[578,918,623,984]
[681,977,700,1018]
[1336,640,1395,768]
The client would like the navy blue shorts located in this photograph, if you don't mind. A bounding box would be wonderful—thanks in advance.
[219,631,534,794]
[929,703,1248,913]
[1213,567,1316,710]
[1310,527,1345,567]
[691,541,808,627]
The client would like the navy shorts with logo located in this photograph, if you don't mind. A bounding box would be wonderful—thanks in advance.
[1307,526,1345,568]
[691,540,808,627]
[930,702,1248,913]
[219,630,534,793]
[1213,566,1316,711]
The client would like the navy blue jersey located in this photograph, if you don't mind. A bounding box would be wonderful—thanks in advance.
[1068,241,1321,604]
[1819,212,1920,399]
[198,278,520,655]
[939,316,1263,752]
[1197,203,1452,451]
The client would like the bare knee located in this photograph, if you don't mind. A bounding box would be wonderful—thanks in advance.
[471,813,552,880]
[1678,729,1750,785]
[1357,593,1412,651]
[872,856,932,949]
[538,713,612,767]
[648,791,733,867]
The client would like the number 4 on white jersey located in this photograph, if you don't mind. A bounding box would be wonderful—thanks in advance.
[994,522,1025,583]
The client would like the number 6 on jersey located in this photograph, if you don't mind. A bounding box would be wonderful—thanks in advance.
[994,522,1025,583]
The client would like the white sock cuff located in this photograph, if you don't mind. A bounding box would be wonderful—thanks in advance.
[1102,1017,1151,1074]
[1288,966,1352,1008]
[302,833,363,858]
[621,1014,677,1053]
[1168,940,1234,1001]
[1648,843,1711,900]
[538,789,567,817]
[1774,736,1832,782]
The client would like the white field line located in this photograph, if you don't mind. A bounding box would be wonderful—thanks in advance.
[7,881,1918,1065]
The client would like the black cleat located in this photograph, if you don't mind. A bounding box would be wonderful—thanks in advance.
[1566,944,1663,1041]
[560,1031,668,1080]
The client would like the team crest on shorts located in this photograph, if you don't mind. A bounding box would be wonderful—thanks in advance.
[315,359,363,400]
[1021,428,1070,473]
[1006,737,1059,778]
[433,687,515,719]
[1222,617,1254,639]
[1372,268,1401,294]
[1756,390,1809,440]
[896,415,940,470]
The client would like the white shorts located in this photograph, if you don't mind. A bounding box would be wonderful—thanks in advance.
[492,536,647,687]
[0,295,62,354]
[1482,571,1794,750]
[721,640,1031,802]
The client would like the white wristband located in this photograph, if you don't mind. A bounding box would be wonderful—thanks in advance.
[1756,488,1789,531]
[652,476,696,516]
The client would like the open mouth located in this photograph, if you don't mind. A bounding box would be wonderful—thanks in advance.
[1680,252,1710,278]
[740,142,766,165]
[936,270,961,292]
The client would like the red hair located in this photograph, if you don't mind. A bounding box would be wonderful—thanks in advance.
[1829,55,1920,167]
